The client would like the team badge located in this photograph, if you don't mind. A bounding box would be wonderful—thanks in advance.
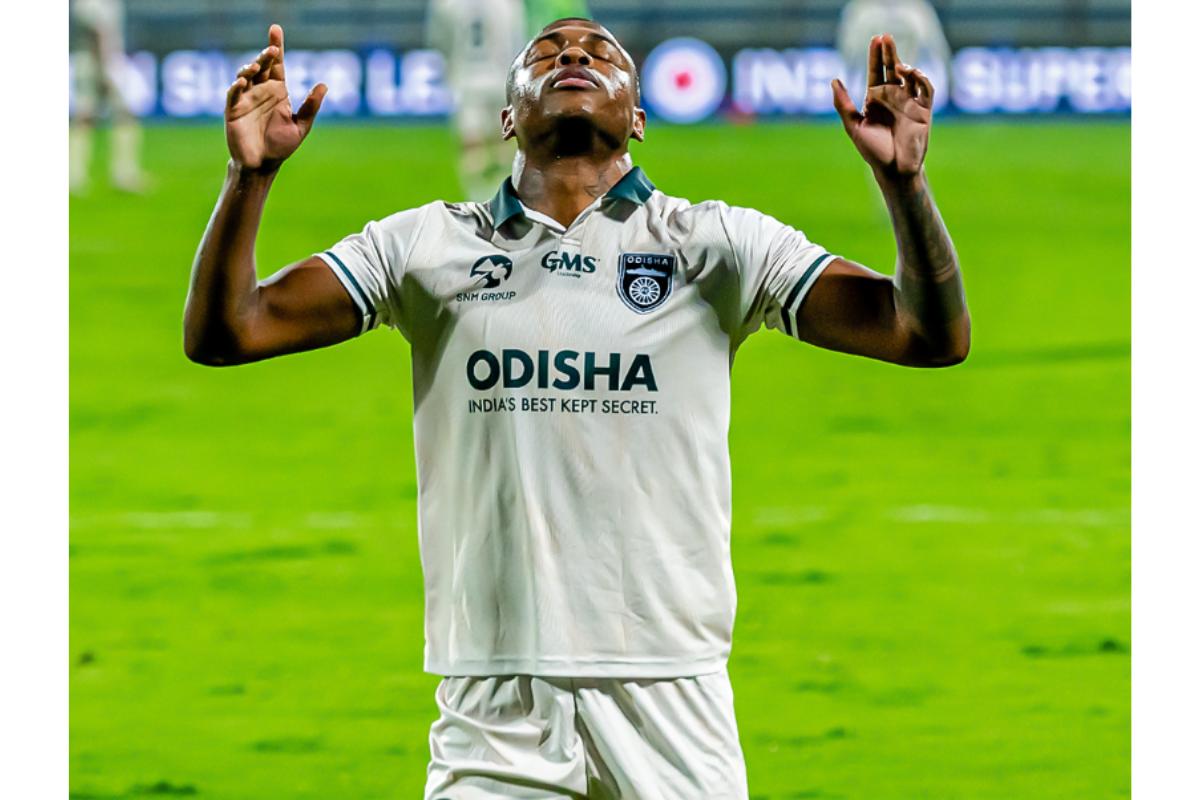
[617,253,675,313]
[470,254,514,288]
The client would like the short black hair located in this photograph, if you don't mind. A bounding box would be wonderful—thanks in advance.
[505,18,640,104]
[544,16,593,28]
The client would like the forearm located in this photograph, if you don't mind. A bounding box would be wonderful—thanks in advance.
[184,161,276,363]
[877,169,970,363]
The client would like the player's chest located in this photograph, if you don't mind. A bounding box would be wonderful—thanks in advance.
[403,226,700,345]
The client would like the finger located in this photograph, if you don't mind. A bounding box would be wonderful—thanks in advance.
[237,60,262,81]
[255,45,280,84]
[268,24,286,82]
[896,63,920,99]
[244,47,276,85]
[227,76,248,107]
[831,78,863,135]
[867,35,884,87]
[910,68,935,107]
[294,82,327,136]
[240,46,278,86]
[881,34,902,85]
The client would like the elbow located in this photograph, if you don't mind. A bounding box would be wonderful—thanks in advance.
[183,324,242,367]
[932,340,970,367]
[183,336,227,366]
[928,316,972,367]
[905,315,971,368]
[948,314,972,365]
[184,344,226,367]
[909,348,966,368]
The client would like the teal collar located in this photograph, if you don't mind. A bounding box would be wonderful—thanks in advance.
[488,177,524,229]
[488,167,656,228]
[604,166,657,205]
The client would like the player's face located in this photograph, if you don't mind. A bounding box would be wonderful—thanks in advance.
[503,22,645,146]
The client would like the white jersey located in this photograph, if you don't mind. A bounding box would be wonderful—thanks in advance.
[426,0,527,94]
[317,169,834,678]
[73,0,125,45]
[71,0,131,117]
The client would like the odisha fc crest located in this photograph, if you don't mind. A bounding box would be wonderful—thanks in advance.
[617,253,675,313]
[470,254,514,288]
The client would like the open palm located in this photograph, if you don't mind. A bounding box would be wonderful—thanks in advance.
[225,25,327,171]
[832,34,934,177]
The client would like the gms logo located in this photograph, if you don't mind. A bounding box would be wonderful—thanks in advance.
[470,254,514,288]
[541,250,598,278]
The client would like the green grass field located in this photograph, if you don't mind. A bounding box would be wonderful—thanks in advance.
[70,121,1130,799]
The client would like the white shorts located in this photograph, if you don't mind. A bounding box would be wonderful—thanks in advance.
[72,49,131,119]
[425,670,749,799]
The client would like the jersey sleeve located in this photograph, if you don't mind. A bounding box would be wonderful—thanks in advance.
[314,208,425,335]
[718,204,836,342]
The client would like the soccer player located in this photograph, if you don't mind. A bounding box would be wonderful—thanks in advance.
[426,0,527,201]
[185,20,969,798]
[70,0,147,194]
[525,0,591,38]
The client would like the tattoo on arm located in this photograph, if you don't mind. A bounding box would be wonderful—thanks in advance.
[880,173,968,344]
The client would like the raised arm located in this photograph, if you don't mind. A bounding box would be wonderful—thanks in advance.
[184,24,360,366]
[797,34,969,368]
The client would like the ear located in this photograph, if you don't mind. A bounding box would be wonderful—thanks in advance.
[501,106,517,141]
[630,107,646,142]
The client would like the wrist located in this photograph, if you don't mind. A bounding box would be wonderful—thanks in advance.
[873,166,926,196]
[228,159,280,185]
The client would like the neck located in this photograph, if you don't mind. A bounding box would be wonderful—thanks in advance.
[514,129,632,228]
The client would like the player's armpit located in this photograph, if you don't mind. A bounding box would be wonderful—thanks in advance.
[185,256,362,366]
[793,257,966,368]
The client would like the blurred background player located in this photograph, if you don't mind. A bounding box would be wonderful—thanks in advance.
[70,0,147,194]
[838,0,951,109]
[426,0,527,201]
[524,0,591,37]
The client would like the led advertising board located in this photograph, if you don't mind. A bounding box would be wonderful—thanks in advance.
[70,42,1131,120]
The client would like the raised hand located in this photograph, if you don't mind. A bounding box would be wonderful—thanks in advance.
[831,34,934,178]
[225,24,327,171]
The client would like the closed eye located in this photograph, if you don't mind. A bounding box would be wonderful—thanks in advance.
[525,38,621,67]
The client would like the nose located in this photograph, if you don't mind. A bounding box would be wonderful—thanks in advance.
[557,46,592,67]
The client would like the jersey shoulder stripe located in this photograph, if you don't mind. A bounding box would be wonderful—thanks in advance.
[322,250,378,332]
[780,252,835,337]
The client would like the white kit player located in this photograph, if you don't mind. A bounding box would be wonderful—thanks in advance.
[186,20,969,799]
[427,0,527,201]
[838,0,952,109]
[70,0,147,194]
